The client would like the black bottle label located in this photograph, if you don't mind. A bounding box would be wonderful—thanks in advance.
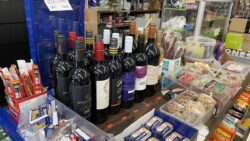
[56,76,70,105]
[122,72,136,102]
[110,78,122,107]
[71,84,91,118]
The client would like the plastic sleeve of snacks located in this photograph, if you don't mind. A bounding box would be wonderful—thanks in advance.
[160,90,216,127]
[17,95,110,141]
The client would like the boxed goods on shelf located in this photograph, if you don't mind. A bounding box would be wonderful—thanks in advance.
[17,96,110,141]
[116,109,198,141]
[160,90,216,127]
[0,60,47,122]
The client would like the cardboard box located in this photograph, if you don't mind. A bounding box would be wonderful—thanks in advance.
[225,32,244,50]
[85,8,97,23]
[84,22,98,37]
[229,18,248,33]
[245,33,250,41]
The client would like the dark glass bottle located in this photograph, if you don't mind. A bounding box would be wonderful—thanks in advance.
[56,35,73,106]
[103,28,111,65]
[145,23,160,97]
[84,30,94,70]
[50,30,60,93]
[112,30,123,63]
[129,21,138,54]
[66,32,77,63]
[121,31,130,63]
[134,35,148,103]
[90,35,110,123]
[108,38,122,114]
[121,36,136,108]
[70,40,92,119]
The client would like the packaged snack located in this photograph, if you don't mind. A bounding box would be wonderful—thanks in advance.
[126,127,152,141]
[218,122,236,136]
[147,137,159,141]
[222,61,250,79]
[182,137,190,141]
[224,114,239,125]
[212,127,231,141]
[176,71,196,85]
[239,92,250,104]
[245,82,250,93]
[233,99,249,113]
[197,93,216,110]
[145,116,163,132]
[155,122,173,139]
[165,132,183,141]
[228,109,244,119]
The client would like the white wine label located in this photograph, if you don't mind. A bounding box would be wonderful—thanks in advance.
[96,78,110,110]
[146,65,159,85]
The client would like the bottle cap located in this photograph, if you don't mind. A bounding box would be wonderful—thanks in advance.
[76,36,84,41]
[129,21,136,34]
[110,38,118,55]
[110,38,118,47]
[103,29,111,44]
[138,34,145,43]
[112,28,119,33]
[112,33,120,47]
[69,32,77,49]
[148,23,156,38]
[86,30,93,38]
[124,36,133,53]
[95,35,104,61]
[57,35,67,55]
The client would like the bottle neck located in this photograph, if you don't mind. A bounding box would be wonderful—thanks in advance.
[75,60,84,69]
[110,54,118,60]
[86,44,93,50]
[96,60,105,64]
[148,38,155,43]
[124,52,132,57]
[130,33,136,38]
[138,43,145,53]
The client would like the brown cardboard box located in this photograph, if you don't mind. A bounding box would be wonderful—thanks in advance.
[229,18,248,33]
[245,33,250,41]
[241,40,250,52]
[85,8,97,23]
[84,22,98,37]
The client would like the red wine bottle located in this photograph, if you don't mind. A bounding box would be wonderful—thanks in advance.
[103,28,111,65]
[56,35,73,106]
[84,30,94,70]
[121,36,136,108]
[50,30,60,93]
[108,38,122,114]
[129,21,138,54]
[134,35,148,103]
[112,30,123,64]
[70,40,91,119]
[66,32,77,63]
[145,23,160,97]
[90,35,110,123]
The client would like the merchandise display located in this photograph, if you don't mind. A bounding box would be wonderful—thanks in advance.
[0,0,250,141]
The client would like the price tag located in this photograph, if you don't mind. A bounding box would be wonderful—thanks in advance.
[44,0,73,11]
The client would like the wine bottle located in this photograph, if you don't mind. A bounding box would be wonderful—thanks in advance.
[129,21,138,54]
[134,35,148,103]
[66,32,77,63]
[103,28,111,65]
[121,36,136,108]
[84,30,94,70]
[145,23,160,97]
[122,31,130,51]
[70,40,91,119]
[56,35,73,106]
[90,35,110,123]
[108,38,122,114]
[157,30,164,82]
[50,30,60,93]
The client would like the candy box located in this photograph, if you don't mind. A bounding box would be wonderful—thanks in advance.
[116,109,198,141]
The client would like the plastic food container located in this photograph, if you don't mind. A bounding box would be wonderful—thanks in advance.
[222,61,250,80]
[17,96,110,141]
[160,90,216,127]
[185,36,216,59]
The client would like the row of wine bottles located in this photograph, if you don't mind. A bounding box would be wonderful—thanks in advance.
[50,22,161,124]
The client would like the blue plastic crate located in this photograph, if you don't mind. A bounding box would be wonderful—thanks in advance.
[24,0,85,88]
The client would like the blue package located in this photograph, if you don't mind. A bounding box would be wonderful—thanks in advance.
[155,122,173,140]
[145,116,163,132]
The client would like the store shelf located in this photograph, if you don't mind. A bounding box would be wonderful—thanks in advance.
[98,9,159,14]
[111,24,130,28]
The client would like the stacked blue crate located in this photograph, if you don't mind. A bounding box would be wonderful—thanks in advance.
[24,0,85,88]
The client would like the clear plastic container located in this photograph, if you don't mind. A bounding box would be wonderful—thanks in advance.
[185,36,216,59]
[160,90,216,127]
[17,96,110,141]
[222,61,250,80]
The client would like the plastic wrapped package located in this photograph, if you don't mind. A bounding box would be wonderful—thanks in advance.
[160,90,216,126]
[17,96,110,141]
[222,61,250,80]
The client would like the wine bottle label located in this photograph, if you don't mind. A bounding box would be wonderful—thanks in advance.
[56,76,70,106]
[71,84,91,118]
[146,65,159,85]
[122,72,136,102]
[135,66,147,90]
[96,78,110,110]
[110,78,122,107]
